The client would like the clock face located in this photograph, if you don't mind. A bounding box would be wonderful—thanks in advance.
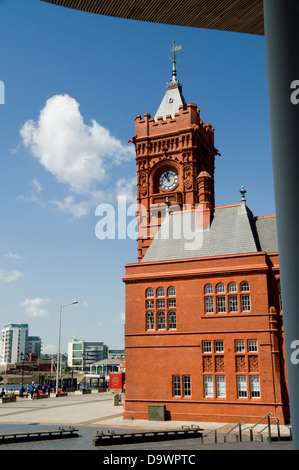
[159,170,178,190]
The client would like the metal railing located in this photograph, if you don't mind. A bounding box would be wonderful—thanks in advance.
[249,413,273,441]
[224,413,278,443]
[236,412,273,442]
[223,421,244,442]
[258,418,280,442]
[203,413,291,445]
[200,427,219,444]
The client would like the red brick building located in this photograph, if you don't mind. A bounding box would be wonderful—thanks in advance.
[123,54,289,424]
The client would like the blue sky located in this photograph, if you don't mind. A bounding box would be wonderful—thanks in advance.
[0,0,274,355]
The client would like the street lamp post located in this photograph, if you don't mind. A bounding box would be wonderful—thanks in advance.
[20,352,26,388]
[55,301,78,396]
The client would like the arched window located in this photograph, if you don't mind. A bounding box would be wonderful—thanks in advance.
[216,283,225,293]
[157,311,165,330]
[146,288,154,298]
[228,282,237,292]
[240,281,250,292]
[157,287,165,297]
[204,284,214,313]
[204,284,213,294]
[241,282,251,311]
[168,311,177,330]
[146,312,154,330]
[228,282,238,312]
[168,286,176,296]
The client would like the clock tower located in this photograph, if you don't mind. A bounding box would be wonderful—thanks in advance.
[130,44,220,261]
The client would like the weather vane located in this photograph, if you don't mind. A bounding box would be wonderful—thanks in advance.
[170,40,182,82]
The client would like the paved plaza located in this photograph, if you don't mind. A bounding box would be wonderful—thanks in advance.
[0,391,294,453]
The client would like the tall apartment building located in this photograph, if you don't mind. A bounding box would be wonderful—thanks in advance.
[27,336,42,358]
[1,323,29,364]
[67,339,108,370]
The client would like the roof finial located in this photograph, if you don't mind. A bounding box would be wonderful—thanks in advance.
[240,185,247,202]
[170,40,182,83]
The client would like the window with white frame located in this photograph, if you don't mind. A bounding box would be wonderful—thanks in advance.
[237,376,247,398]
[250,376,261,398]
[240,281,250,292]
[216,376,226,398]
[205,297,214,314]
[157,287,165,297]
[145,285,177,332]
[146,288,154,298]
[168,311,176,330]
[146,312,154,330]
[168,286,176,296]
[157,311,165,330]
[203,341,212,353]
[235,340,245,352]
[229,295,238,312]
[173,375,181,396]
[204,284,213,294]
[215,340,224,353]
[204,376,214,397]
[228,282,237,292]
[146,299,154,309]
[168,298,176,308]
[241,294,251,312]
[157,299,165,308]
[248,339,258,352]
[216,283,225,293]
[183,375,191,396]
[217,296,226,313]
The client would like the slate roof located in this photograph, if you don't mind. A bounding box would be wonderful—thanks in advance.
[254,215,279,253]
[154,80,187,120]
[142,202,278,262]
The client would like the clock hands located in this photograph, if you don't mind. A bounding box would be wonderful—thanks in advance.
[159,170,178,189]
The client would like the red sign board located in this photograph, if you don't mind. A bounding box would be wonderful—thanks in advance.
[109,372,125,390]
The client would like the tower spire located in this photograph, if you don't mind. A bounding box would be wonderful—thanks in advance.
[170,40,182,83]
[154,41,186,120]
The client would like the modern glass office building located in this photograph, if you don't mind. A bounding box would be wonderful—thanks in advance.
[68,339,108,371]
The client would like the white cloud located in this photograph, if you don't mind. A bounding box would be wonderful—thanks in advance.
[119,312,125,321]
[50,195,92,218]
[18,178,46,207]
[4,252,25,260]
[20,94,134,200]
[116,177,137,204]
[110,312,125,324]
[0,269,23,283]
[20,297,50,318]
[43,344,56,354]
[50,189,106,219]
[32,179,43,193]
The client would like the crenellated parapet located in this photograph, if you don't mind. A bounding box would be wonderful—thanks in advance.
[133,104,216,152]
